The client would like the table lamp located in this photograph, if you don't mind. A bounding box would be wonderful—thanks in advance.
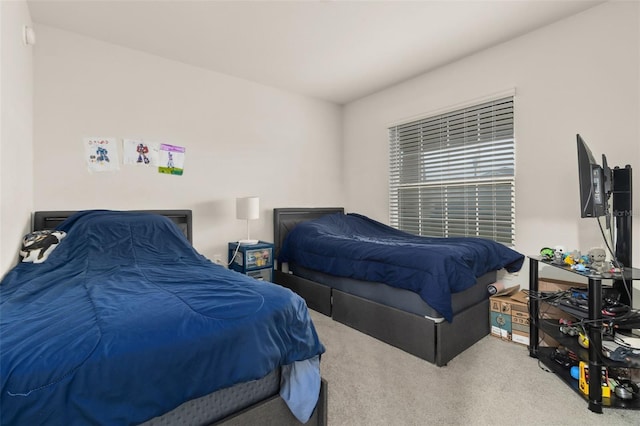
[236,196,259,245]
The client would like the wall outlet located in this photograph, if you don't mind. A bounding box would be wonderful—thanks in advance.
[212,254,224,266]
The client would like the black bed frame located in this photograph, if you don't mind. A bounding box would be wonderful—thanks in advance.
[32,210,327,426]
[273,207,491,367]
[33,210,194,243]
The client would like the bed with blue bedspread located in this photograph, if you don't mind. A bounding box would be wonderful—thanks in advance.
[0,210,326,425]
[273,208,524,366]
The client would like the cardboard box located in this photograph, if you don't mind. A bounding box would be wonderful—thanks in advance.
[538,277,587,293]
[490,289,530,346]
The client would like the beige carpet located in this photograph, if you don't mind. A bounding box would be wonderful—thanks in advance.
[310,310,638,426]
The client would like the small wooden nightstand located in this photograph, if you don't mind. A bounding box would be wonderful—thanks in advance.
[228,241,274,282]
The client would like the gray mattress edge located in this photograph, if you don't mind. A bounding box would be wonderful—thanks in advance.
[141,368,281,426]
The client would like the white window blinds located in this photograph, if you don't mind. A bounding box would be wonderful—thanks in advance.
[389,96,515,245]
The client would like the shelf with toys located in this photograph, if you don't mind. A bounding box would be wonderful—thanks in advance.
[528,134,637,413]
[536,246,640,282]
[529,257,640,412]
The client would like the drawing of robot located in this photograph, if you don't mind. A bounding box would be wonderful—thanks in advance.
[96,146,110,163]
[136,143,150,164]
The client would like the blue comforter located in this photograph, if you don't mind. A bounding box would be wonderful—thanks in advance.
[279,213,524,322]
[0,211,324,425]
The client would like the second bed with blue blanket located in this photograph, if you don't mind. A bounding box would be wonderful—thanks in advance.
[280,212,524,322]
[273,208,524,366]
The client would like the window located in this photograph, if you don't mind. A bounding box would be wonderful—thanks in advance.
[389,96,515,245]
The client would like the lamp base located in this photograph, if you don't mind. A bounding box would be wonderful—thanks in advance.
[238,239,259,246]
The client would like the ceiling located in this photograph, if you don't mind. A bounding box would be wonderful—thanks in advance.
[27,0,604,104]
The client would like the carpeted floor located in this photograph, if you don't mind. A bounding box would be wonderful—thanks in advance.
[310,310,638,425]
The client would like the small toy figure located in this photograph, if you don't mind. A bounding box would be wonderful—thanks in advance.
[167,151,174,168]
[579,255,591,265]
[573,264,588,272]
[564,249,583,267]
[553,245,566,265]
[588,247,607,273]
[540,247,555,261]
[570,250,582,262]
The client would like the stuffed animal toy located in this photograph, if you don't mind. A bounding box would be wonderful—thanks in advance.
[587,247,607,273]
[540,247,555,261]
[19,230,66,263]
[553,245,566,265]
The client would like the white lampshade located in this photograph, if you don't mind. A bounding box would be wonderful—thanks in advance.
[236,197,260,220]
[236,197,260,245]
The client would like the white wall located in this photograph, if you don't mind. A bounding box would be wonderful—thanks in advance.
[32,25,345,261]
[7,1,639,283]
[0,0,34,277]
[343,1,640,285]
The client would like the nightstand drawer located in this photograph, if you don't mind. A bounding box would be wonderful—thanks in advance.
[246,268,272,281]
[231,247,272,269]
[228,241,274,282]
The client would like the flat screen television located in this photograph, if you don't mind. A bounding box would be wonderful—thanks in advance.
[576,134,607,218]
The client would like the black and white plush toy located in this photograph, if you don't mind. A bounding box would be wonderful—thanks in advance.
[19,230,66,263]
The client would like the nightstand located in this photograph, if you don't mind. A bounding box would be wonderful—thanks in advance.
[228,241,274,282]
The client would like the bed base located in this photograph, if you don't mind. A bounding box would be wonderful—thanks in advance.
[146,375,327,426]
[215,379,327,426]
[274,270,332,316]
[275,272,489,366]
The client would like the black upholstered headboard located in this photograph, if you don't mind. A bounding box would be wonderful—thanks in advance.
[273,207,344,264]
[32,210,193,244]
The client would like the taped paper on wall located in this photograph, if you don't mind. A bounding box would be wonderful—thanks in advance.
[158,143,185,176]
[123,139,159,166]
[84,137,120,172]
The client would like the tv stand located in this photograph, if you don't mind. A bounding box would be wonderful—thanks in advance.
[529,164,635,413]
[528,258,640,413]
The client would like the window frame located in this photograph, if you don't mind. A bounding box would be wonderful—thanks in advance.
[389,95,516,245]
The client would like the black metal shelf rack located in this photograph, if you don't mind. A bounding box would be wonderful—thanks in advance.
[529,257,640,413]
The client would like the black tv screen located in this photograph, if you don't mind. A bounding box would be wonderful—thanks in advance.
[576,134,606,218]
